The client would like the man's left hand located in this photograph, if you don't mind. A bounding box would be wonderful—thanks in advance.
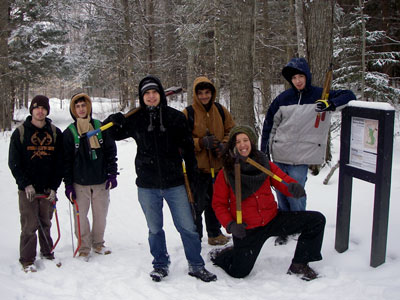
[315,99,335,112]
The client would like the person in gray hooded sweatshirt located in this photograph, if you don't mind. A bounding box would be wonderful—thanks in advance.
[260,57,356,245]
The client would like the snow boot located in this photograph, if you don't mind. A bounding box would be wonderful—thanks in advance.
[21,262,37,273]
[188,266,217,282]
[274,235,288,246]
[208,234,230,246]
[93,245,112,255]
[208,245,233,264]
[150,267,169,282]
[287,262,318,281]
[40,252,55,260]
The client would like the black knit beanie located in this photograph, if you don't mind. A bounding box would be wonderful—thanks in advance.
[29,95,50,115]
[140,78,160,98]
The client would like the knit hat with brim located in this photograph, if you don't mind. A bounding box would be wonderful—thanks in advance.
[228,125,258,145]
[30,95,50,115]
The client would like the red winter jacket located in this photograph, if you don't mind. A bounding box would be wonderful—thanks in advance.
[212,162,296,230]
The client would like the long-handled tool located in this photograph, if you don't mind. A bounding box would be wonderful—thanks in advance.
[71,199,82,258]
[234,155,242,224]
[240,156,289,186]
[182,161,197,221]
[315,64,333,128]
[50,200,60,252]
[86,87,182,138]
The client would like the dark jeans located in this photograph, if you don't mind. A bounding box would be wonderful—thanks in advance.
[18,190,54,264]
[212,211,326,278]
[193,172,223,239]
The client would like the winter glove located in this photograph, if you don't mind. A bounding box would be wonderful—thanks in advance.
[65,185,76,204]
[212,142,225,157]
[45,189,57,202]
[25,184,36,202]
[199,135,219,150]
[227,221,247,239]
[288,182,306,199]
[105,174,118,190]
[315,99,336,112]
[108,112,125,128]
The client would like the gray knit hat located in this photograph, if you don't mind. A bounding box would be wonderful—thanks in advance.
[228,125,258,145]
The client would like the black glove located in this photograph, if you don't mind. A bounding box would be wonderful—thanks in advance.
[227,221,247,239]
[108,112,125,127]
[212,142,225,157]
[288,182,306,199]
[315,99,335,112]
[199,135,219,150]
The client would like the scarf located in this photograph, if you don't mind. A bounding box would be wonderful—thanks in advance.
[226,153,269,201]
[76,117,101,149]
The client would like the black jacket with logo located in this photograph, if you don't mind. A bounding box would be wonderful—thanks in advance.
[8,116,63,193]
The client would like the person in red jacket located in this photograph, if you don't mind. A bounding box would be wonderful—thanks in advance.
[210,125,326,281]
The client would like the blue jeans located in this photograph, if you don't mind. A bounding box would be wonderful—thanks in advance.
[138,185,204,270]
[274,162,308,211]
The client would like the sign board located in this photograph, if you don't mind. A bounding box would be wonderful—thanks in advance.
[335,101,394,268]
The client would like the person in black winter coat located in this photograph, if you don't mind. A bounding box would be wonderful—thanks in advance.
[105,75,217,283]
[9,95,63,272]
[63,93,118,258]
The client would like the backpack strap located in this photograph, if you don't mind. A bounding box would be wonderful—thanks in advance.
[186,103,225,133]
[93,119,103,144]
[68,123,80,151]
[68,120,103,153]
[186,105,195,132]
[17,123,57,144]
[214,102,225,124]
[17,124,24,145]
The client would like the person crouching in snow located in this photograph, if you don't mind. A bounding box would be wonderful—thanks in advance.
[210,125,326,281]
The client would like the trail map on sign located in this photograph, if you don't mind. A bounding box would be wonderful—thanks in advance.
[349,117,378,173]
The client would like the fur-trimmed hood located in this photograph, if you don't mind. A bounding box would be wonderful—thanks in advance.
[69,93,92,120]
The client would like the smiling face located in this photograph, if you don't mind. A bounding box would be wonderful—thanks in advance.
[291,74,306,91]
[235,133,252,157]
[143,89,161,107]
[196,88,213,105]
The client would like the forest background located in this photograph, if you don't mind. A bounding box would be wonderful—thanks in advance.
[0,0,399,136]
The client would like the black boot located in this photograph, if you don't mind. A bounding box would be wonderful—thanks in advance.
[287,262,318,281]
[150,267,169,282]
[274,235,288,246]
[208,245,233,263]
[188,266,217,282]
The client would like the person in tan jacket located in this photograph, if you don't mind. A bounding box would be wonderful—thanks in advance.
[182,76,235,245]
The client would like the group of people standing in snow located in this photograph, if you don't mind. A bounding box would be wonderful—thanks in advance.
[9,57,356,281]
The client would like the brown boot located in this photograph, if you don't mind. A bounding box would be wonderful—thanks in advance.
[208,234,230,246]
[287,262,318,281]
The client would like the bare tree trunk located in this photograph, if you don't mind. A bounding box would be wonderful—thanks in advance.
[214,3,223,102]
[186,43,196,105]
[303,0,334,173]
[0,0,11,130]
[359,0,366,100]
[295,0,307,57]
[229,0,256,128]
[303,0,334,86]
[145,0,155,74]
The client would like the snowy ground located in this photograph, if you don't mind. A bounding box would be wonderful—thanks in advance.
[0,98,399,300]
